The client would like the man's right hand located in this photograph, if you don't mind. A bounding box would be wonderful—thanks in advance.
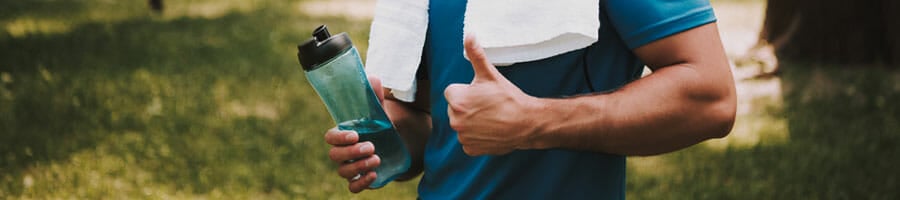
[325,128,382,193]
[323,75,386,193]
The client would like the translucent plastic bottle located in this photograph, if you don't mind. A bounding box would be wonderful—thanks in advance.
[297,25,411,188]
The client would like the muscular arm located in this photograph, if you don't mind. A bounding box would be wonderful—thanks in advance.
[383,81,431,180]
[529,23,736,155]
[444,23,735,156]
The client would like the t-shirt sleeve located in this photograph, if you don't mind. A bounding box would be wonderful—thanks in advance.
[605,0,717,49]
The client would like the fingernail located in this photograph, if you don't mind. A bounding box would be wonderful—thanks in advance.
[344,133,356,141]
[359,142,373,153]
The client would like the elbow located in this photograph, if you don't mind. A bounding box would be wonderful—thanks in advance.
[705,93,736,139]
[689,69,737,139]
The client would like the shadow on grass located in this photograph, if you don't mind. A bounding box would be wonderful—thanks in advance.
[627,65,900,199]
[0,3,413,198]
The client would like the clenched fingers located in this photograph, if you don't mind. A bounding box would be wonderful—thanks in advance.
[337,155,381,179]
[328,141,375,164]
[324,128,359,146]
[348,171,377,193]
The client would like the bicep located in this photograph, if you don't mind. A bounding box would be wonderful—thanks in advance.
[633,23,729,72]
[632,22,734,102]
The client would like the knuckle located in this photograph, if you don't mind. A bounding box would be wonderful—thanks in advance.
[329,146,357,162]
[444,85,470,102]
[449,98,468,109]
[349,185,361,193]
[449,119,465,132]
[443,85,456,96]
[462,146,474,156]
[369,155,382,167]
[337,167,351,178]
[349,179,369,193]
[455,132,467,143]
[325,128,346,144]
[338,165,357,178]
[324,131,336,144]
[328,148,341,161]
[355,158,370,170]
[443,85,457,96]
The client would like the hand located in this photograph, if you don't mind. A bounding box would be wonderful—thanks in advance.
[443,35,543,156]
[325,129,380,193]
[323,76,385,193]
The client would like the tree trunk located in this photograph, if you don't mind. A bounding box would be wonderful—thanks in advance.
[761,0,899,67]
[885,0,900,65]
[149,0,163,12]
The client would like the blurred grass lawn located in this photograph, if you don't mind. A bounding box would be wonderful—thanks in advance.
[0,0,417,199]
[1,0,898,199]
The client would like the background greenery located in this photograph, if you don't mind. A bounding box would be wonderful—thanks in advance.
[626,65,900,199]
[1,0,897,199]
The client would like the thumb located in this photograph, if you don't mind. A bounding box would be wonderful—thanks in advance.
[464,34,502,82]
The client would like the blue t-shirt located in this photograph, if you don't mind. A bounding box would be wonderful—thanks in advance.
[418,0,716,199]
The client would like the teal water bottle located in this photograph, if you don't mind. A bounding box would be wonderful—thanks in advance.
[297,25,411,188]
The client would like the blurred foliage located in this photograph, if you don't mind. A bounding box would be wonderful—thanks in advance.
[0,0,414,199]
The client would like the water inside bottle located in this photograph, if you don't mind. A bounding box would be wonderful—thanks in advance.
[338,119,411,188]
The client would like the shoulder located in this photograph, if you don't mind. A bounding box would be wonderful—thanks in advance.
[603,0,717,49]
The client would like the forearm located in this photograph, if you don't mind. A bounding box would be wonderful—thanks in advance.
[519,23,737,156]
[530,63,736,156]
[383,83,431,181]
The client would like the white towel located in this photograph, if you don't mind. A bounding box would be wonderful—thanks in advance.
[364,0,429,102]
[464,0,599,66]
[366,0,599,102]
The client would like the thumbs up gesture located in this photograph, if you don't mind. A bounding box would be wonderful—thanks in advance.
[444,35,544,156]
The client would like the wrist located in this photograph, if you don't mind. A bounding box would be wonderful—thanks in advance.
[516,95,612,151]
[518,96,555,150]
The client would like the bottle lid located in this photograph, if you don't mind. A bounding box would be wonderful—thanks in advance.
[297,25,353,71]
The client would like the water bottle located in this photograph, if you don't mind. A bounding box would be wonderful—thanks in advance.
[297,25,412,188]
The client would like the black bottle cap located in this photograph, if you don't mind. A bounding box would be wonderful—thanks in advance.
[297,25,354,71]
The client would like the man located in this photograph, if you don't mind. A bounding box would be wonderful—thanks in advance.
[324,0,736,198]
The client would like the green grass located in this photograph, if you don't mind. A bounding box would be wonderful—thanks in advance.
[1,0,898,199]
[0,0,415,199]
